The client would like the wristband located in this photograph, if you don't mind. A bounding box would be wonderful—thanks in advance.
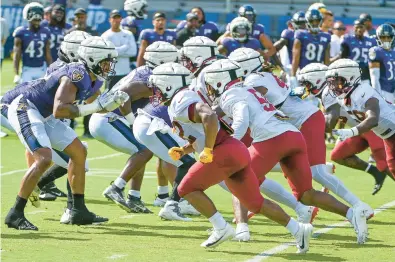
[77,100,102,117]
[125,112,136,125]
[351,127,359,136]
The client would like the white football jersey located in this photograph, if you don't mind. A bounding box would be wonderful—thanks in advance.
[219,87,298,143]
[336,83,395,139]
[244,72,318,129]
[168,89,215,153]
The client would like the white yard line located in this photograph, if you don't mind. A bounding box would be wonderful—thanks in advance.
[246,200,395,262]
[107,254,128,260]
[0,153,125,176]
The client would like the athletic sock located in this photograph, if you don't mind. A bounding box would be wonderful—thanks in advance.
[13,196,27,212]
[37,164,67,189]
[346,208,353,221]
[365,164,383,182]
[157,186,169,199]
[286,218,299,236]
[114,177,127,190]
[260,178,298,210]
[66,180,73,210]
[208,211,227,230]
[72,194,85,210]
[128,190,141,198]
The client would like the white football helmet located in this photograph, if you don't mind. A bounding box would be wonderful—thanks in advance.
[59,31,91,63]
[124,0,148,19]
[78,36,118,81]
[325,59,361,98]
[204,59,244,99]
[23,2,44,21]
[229,48,264,75]
[297,63,328,96]
[308,2,327,13]
[144,41,179,69]
[149,63,192,105]
[229,17,252,42]
[180,36,219,73]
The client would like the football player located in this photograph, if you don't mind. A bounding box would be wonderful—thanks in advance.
[151,61,313,252]
[122,0,148,40]
[290,9,330,88]
[218,17,261,56]
[175,7,219,41]
[332,19,376,83]
[369,24,395,103]
[13,2,52,84]
[136,12,177,66]
[297,63,392,194]
[42,4,72,61]
[3,37,128,230]
[327,59,395,179]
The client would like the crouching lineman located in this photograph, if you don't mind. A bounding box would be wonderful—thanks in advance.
[3,36,129,230]
[298,63,393,194]
[150,62,315,252]
[326,59,395,179]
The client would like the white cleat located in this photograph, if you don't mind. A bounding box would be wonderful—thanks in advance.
[29,186,41,208]
[351,202,373,244]
[178,199,200,216]
[158,200,192,222]
[60,208,71,224]
[297,206,314,224]
[153,196,168,207]
[233,223,250,242]
[0,131,8,138]
[201,223,235,248]
[294,223,313,254]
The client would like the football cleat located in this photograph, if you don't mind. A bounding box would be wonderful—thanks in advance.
[103,184,131,213]
[158,200,192,222]
[41,181,67,198]
[351,202,373,244]
[178,199,200,216]
[5,209,38,231]
[38,191,57,201]
[368,155,376,164]
[372,171,386,196]
[233,223,250,242]
[153,195,168,207]
[294,223,313,254]
[126,195,153,213]
[29,186,41,208]
[70,208,109,225]
[201,223,235,248]
[60,208,71,224]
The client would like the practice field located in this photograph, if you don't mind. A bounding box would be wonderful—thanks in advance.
[1,59,395,262]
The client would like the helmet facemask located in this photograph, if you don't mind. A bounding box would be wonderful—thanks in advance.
[326,75,359,99]
[306,18,322,33]
[91,57,117,81]
[231,24,250,42]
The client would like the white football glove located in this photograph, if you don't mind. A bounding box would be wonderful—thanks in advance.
[98,90,129,112]
[13,75,21,84]
[332,127,359,141]
[289,76,298,89]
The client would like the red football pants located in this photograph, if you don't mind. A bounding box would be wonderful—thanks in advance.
[331,131,388,172]
[384,134,395,179]
[178,136,264,213]
[248,131,313,200]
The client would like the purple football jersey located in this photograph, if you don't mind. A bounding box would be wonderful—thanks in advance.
[221,37,261,56]
[295,30,330,69]
[3,62,103,117]
[45,58,67,76]
[139,29,177,45]
[13,26,51,67]
[369,46,395,93]
[121,16,144,40]
[176,20,219,40]
[280,29,295,63]
[142,104,171,126]
[226,22,265,40]
[42,22,72,61]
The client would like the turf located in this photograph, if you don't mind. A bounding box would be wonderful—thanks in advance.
[1,59,395,262]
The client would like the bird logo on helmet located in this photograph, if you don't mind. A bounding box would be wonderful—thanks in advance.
[143,41,180,69]
[325,59,361,99]
[149,63,192,106]
[204,59,245,101]
[238,5,256,23]
[124,0,148,19]
[297,63,328,97]
[78,36,118,81]
[376,24,395,50]
[305,9,323,33]
[180,36,219,73]
[230,17,252,43]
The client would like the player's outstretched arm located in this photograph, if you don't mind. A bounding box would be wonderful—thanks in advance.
[13,37,22,76]
[291,39,301,77]
[274,38,288,52]
[191,102,218,150]
[357,97,380,134]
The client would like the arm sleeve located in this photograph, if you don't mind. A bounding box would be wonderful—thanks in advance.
[370,67,381,92]
[230,101,250,140]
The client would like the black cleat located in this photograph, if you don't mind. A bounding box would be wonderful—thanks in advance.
[126,195,153,213]
[5,209,38,231]
[103,184,131,213]
[44,181,67,198]
[372,172,386,195]
[70,208,109,225]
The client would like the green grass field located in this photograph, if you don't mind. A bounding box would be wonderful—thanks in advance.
[1,59,395,262]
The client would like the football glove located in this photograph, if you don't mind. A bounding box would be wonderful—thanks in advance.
[332,127,359,141]
[289,76,298,89]
[168,147,185,161]
[98,90,129,112]
[199,147,213,164]
[13,75,21,84]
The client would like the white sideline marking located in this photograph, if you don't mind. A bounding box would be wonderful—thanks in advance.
[26,210,46,215]
[0,153,125,176]
[246,200,395,262]
[107,254,128,260]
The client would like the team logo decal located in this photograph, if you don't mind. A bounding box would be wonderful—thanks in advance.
[71,70,84,82]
